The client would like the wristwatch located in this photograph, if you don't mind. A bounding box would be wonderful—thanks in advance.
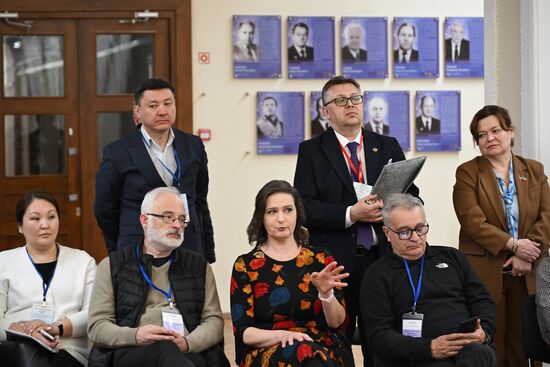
[56,322,64,337]
[482,327,492,345]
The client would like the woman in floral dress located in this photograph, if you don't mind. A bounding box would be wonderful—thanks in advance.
[230,180,354,367]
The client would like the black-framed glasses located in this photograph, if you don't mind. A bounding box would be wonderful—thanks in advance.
[324,95,363,107]
[385,223,429,240]
[147,213,190,227]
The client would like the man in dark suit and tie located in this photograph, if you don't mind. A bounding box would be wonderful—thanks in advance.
[288,22,314,62]
[342,23,368,62]
[415,95,441,135]
[294,76,420,366]
[94,78,215,263]
[365,97,390,135]
[393,22,419,63]
[445,21,470,62]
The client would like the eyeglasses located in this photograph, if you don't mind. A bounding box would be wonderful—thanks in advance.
[147,213,190,227]
[324,95,363,107]
[385,224,429,240]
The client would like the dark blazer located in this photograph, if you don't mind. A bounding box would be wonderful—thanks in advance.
[393,48,419,62]
[342,45,367,62]
[311,116,328,138]
[293,128,420,271]
[445,38,470,61]
[288,45,314,62]
[453,155,550,303]
[365,122,389,135]
[94,128,215,262]
[415,116,440,135]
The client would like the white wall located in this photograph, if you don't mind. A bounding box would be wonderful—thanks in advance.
[191,0,484,312]
[520,0,550,168]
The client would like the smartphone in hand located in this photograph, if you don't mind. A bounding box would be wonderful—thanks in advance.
[39,329,55,342]
[458,316,478,333]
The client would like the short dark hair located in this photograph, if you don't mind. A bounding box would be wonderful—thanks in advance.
[247,180,308,246]
[238,21,255,32]
[292,22,309,36]
[397,22,416,37]
[16,192,60,225]
[321,76,361,105]
[382,193,425,227]
[134,78,175,105]
[420,95,436,108]
[469,105,515,146]
[263,96,278,106]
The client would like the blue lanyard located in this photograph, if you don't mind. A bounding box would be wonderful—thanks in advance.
[135,244,175,308]
[140,130,181,185]
[403,255,425,313]
[25,245,59,303]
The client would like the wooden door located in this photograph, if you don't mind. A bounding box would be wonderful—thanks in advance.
[78,18,171,261]
[0,3,190,263]
[0,20,81,249]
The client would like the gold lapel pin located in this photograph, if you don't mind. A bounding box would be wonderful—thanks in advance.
[372,148,378,152]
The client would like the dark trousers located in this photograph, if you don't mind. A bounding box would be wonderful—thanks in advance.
[112,340,206,367]
[345,245,380,367]
[0,339,83,367]
[415,343,496,367]
[496,275,532,367]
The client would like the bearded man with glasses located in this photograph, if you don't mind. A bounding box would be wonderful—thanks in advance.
[294,76,420,366]
[88,187,229,367]
[359,194,497,367]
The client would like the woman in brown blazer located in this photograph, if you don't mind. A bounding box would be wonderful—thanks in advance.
[453,105,550,367]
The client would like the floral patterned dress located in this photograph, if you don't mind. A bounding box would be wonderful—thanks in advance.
[230,245,354,367]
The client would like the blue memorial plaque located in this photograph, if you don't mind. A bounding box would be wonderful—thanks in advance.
[288,16,335,79]
[444,17,484,78]
[393,17,439,79]
[233,15,282,79]
[342,17,388,79]
[257,92,305,155]
[364,91,410,151]
[415,91,461,152]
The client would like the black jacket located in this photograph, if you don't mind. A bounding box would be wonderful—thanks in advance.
[94,128,215,262]
[360,245,496,366]
[293,128,420,272]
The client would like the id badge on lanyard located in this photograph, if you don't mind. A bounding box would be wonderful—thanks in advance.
[26,246,57,323]
[31,302,54,323]
[136,244,185,335]
[161,307,186,336]
[402,256,425,338]
[402,311,423,338]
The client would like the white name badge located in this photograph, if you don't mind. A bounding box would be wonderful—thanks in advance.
[353,182,372,201]
[162,307,185,336]
[31,302,54,324]
[402,312,423,338]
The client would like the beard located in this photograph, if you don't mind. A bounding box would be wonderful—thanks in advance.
[146,225,183,252]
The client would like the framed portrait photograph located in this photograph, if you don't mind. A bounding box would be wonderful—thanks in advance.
[233,15,282,79]
[287,16,335,79]
[257,91,304,154]
[364,91,410,151]
[341,17,388,79]
[444,17,484,78]
[393,17,439,79]
[415,91,461,152]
